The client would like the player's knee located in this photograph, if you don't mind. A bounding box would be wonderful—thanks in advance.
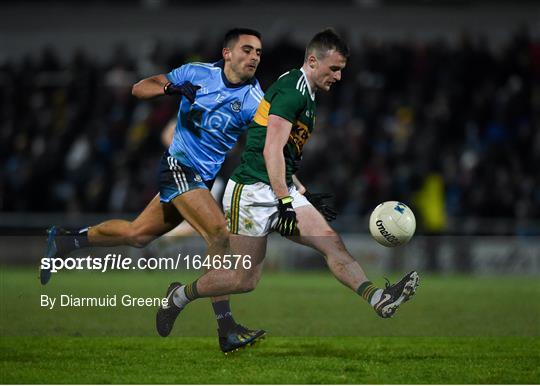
[322,228,348,252]
[126,226,153,248]
[235,270,260,293]
[206,223,230,249]
[235,277,258,293]
[128,235,152,248]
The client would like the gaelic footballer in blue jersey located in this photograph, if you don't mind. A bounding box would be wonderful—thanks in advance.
[160,60,263,201]
[166,60,263,180]
[41,28,266,353]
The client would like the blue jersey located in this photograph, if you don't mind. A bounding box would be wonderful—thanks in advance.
[166,60,263,181]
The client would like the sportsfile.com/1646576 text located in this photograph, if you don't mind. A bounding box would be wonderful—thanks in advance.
[40,253,252,273]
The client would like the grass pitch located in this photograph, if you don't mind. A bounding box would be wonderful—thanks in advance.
[2,336,538,384]
[1,267,539,383]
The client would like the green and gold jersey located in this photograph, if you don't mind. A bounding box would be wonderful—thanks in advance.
[231,68,316,186]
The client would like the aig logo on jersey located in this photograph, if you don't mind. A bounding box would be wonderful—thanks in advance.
[188,102,233,133]
[230,100,242,113]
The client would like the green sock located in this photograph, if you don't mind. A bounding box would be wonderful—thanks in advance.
[357,281,379,303]
[184,280,200,301]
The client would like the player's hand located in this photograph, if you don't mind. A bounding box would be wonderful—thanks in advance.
[276,196,297,236]
[164,81,201,103]
[304,191,337,222]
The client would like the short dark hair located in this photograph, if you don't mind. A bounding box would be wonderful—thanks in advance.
[304,28,349,61]
[223,28,262,49]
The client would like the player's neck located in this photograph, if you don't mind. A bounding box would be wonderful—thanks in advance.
[301,64,318,93]
[223,65,245,85]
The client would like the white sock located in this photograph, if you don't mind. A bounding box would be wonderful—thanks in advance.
[370,289,383,306]
[172,286,190,308]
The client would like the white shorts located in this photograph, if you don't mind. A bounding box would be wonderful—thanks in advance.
[223,180,311,236]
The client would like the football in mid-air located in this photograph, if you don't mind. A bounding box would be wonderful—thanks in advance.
[369,201,416,247]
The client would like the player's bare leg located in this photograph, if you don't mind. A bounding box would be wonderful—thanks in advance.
[169,189,237,295]
[132,184,245,329]
[156,189,267,342]
[88,194,182,247]
[229,234,268,292]
[162,190,268,297]
[156,194,268,347]
[189,234,268,296]
[91,196,239,322]
[173,188,266,316]
[290,205,419,318]
[44,191,245,332]
[289,205,368,290]
[218,234,268,353]
[41,194,182,284]
[162,220,199,238]
[160,178,226,239]
[165,190,263,294]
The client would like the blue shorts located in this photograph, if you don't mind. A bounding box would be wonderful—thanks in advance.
[159,151,214,203]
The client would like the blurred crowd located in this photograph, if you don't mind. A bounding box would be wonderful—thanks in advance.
[1,29,538,232]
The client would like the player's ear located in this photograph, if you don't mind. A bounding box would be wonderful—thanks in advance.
[222,47,231,61]
[308,54,317,69]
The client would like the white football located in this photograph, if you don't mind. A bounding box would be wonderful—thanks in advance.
[369,201,416,247]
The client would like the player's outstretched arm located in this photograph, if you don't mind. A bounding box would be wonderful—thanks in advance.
[132,74,169,99]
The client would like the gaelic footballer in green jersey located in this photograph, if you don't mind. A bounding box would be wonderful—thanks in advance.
[232,68,316,186]
[223,28,420,319]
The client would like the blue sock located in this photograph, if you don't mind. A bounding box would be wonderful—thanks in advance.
[212,300,237,335]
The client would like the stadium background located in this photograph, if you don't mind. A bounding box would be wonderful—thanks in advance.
[1,0,539,384]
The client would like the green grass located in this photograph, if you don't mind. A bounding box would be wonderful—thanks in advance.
[1,337,538,384]
[1,268,539,383]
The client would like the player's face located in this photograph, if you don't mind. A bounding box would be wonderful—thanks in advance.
[225,34,262,82]
[311,50,347,92]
